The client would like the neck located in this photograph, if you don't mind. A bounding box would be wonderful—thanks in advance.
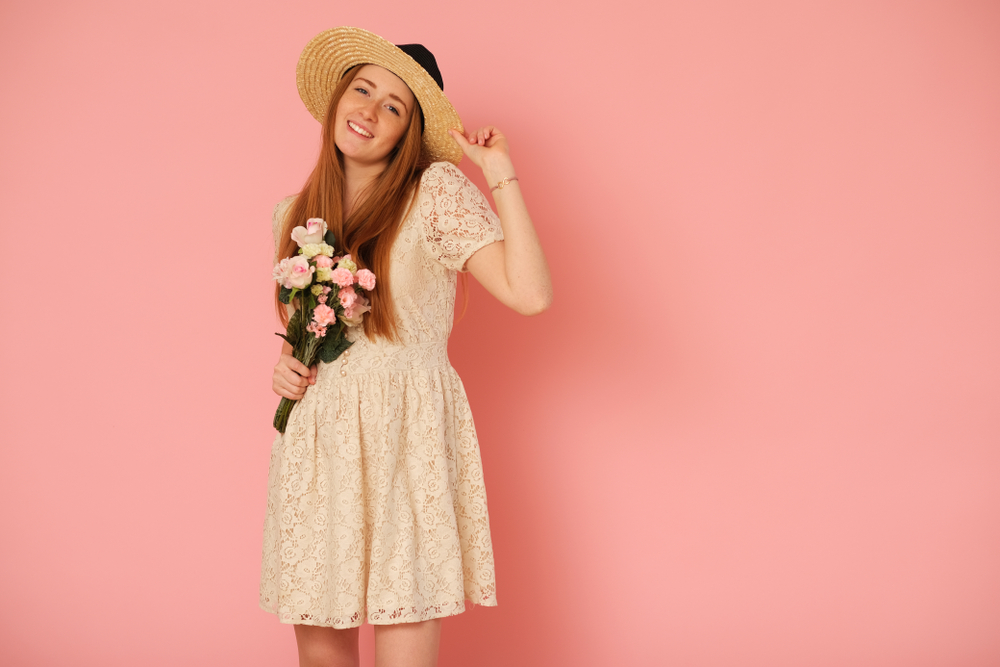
[342,158,386,218]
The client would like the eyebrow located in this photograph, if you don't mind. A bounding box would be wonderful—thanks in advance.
[354,77,410,113]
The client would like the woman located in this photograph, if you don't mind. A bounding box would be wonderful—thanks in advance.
[261,27,552,667]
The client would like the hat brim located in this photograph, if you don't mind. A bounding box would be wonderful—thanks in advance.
[296,27,464,165]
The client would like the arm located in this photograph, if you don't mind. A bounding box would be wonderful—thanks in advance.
[449,127,553,316]
[273,339,317,400]
[270,197,317,399]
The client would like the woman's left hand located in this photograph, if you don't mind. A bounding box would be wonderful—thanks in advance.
[448,126,513,175]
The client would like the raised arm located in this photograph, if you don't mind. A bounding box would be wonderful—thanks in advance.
[449,127,553,316]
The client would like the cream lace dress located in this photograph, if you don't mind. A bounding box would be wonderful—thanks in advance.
[260,162,503,627]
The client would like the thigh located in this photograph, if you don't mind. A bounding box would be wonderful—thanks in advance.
[374,618,442,667]
[294,624,361,667]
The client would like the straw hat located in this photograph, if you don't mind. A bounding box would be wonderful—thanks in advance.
[296,26,464,165]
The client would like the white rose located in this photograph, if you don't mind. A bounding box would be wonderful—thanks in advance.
[290,218,328,247]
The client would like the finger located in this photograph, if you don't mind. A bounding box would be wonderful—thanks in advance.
[277,387,303,400]
[284,355,311,377]
[482,127,503,145]
[274,377,306,400]
[282,367,309,387]
[449,127,468,147]
[309,365,318,385]
[448,128,475,156]
[283,374,308,396]
[280,386,305,400]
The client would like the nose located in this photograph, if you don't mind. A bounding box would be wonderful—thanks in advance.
[359,99,378,121]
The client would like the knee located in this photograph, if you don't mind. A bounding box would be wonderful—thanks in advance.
[294,625,360,667]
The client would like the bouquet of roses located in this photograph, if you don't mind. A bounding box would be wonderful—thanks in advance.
[271,217,376,433]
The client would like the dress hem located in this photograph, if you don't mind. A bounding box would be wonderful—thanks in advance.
[258,597,498,628]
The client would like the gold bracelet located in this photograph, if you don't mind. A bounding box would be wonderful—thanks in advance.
[490,176,519,192]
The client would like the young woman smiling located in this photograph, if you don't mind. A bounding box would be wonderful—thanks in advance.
[260,27,551,667]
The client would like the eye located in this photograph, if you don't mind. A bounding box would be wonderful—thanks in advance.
[354,86,368,95]
[386,105,400,116]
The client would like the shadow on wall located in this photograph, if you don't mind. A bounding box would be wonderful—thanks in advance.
[435,149,687,665]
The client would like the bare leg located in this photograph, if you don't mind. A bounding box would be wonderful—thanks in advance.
[373,618,442,667]
[294,625,360,667]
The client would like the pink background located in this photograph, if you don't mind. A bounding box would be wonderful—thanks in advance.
[1,1,998,665]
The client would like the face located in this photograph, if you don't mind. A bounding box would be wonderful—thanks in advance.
[333,64,416,172]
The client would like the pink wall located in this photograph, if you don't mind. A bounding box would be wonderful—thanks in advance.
[1,1,998,665]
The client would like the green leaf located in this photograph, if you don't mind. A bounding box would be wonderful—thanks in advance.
[317,335,353,363]
[281,309,303,348]
[279,286,293,304]
[324,230,337,248]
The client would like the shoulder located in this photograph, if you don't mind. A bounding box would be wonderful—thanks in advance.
[418,161,474,194]
[271,195,297,238]
[272,195,297,223]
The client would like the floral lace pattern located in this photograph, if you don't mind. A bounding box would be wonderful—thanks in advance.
[260,162,503,627]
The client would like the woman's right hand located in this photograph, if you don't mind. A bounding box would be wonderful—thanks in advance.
[272,353,317,400]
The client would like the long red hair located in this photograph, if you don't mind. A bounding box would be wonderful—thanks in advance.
[275,66,429,340]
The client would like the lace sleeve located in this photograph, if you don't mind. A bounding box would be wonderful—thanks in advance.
[418,162,504,272]
[272,196,296,319]
[271,196,295,266]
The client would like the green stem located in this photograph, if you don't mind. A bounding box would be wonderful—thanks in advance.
[273,306,323,434]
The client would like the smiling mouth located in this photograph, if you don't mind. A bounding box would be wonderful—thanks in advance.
[348,121,373,138]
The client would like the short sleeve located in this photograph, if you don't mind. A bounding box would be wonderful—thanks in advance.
[271,196,296,319]
[418,162,504,272]
[271,196,296,266]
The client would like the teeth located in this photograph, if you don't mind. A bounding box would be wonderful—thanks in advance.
[348,121,373,138]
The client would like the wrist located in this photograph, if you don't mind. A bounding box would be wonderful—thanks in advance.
[489,176,519,193]
[481,155,515,185]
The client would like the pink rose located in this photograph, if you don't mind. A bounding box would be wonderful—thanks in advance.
[331,267,355,287]
[315,255,334,269]
[356,268,376,291]
[312,303,337,327]
[283,255,314,289]
[338,286,357,308]
[273,257,300,287]
[290,218,327,247]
